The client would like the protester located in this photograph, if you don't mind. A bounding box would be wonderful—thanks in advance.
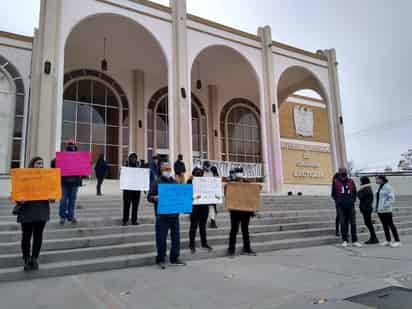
[14,157,50,271]
[149,155,159,187]
[148,161,186,269]
[174,154,186,184]
[331,168,362,248]
[188,167,212,253]
[332,173,340,237]
[375,175,401,248]
[59,140,81,225]
[94,154,108,196]
[227,168,257,257]
[203,161,218,229]
[122,153,141,226]
[357,176,379,244]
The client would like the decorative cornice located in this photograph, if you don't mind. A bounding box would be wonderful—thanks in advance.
[126,0,171,13]
[0,31,33,43]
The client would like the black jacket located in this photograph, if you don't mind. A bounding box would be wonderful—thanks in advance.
[357,184,374,212]
[174,160,186,176]
[331,178,357,208]
[94,160,108,179]
[148,176,178,217]
[17,201,50,224]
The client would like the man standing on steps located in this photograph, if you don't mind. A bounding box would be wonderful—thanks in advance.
[148,161,186,269]
[174,154,186,184]
[332,168,362,248]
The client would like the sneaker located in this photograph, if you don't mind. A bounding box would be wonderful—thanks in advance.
[341,241,348,247]
[69,218,78,224]
[190,246,196,254]
[23,258,31,272]
[59,218,65,225]
[381,241,391,247]
[241,250,257,256]
[170,259,186,266]
[30,258,39,271]
[365,239,379,245]
[157,262,166,270]
[131,222,139,226]
[227,250,236,258]
[353,242,362,248]
[209,220,218,229]
[201,244,213,252]
[390,242,402,248]
[122,222,128,227]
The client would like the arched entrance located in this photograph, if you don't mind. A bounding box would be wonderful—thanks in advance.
[0,55,25,171]
[147,87,207,160]
[64,13,168,177]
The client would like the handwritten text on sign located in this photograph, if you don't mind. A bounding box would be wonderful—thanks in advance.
[56,152,91,176]
[158,184,193,215]
[193,177,223,205]
[120,167,150,191]
[11,168,62,202]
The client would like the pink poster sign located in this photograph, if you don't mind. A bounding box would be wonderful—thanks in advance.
[56,152,92,177]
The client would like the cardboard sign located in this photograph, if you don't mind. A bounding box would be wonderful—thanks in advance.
[56,152,91,176]
[193,177,223,205]
[158,184,193,215]
[120,167,150,191]
[225,182,262,212]
[11,168,62,202]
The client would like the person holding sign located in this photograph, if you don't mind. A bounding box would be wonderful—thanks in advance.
[148,161,186,269]
[188,167,213,254]
[226,168,259,257]
[122,153,141,226]
[59,141,82,225]
[14,157,51,272]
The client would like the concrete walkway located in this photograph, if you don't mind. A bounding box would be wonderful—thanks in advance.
[1,236,412,309]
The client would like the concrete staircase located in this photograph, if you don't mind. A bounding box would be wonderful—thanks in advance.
[1,195,412,282]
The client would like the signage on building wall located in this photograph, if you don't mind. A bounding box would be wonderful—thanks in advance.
[293,106,314,137]
[281,141,331,153]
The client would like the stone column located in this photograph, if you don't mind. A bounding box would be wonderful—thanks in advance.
[258,26,284,193]
[170,0,193,172]
[27,0,63,166]
[324,49,348,169]
[133,70,146,160]
[208,85,220,160]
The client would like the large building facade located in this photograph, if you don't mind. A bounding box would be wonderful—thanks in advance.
[0,0,347,194]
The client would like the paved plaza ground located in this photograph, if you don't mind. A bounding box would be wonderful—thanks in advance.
[1,236,412,309]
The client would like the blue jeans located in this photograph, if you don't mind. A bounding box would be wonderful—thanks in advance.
[60,184,79,221]
[155,216,180,263]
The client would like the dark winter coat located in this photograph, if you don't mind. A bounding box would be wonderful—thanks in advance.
[331,178,357,208]
[17,201,50,224]
[94,159,108,179]
[357,184,374,212]
[174,160,186,176]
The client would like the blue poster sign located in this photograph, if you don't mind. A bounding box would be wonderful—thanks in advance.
[158,184,193,215]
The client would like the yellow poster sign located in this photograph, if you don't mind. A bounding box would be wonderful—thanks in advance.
[11,168,62,202]
[225,182,262,212]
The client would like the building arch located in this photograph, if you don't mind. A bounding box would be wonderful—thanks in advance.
[220,98,262,163]
[62,69,129,178]
[0,54,26,170]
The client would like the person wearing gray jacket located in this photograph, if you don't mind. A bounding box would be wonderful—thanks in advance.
[375,175,401,247]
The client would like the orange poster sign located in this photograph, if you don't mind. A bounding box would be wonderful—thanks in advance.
[11,169,62,202]
[225,182,262,212]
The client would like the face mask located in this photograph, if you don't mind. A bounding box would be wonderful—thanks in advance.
[162,171,172,178]
[340,173,347,178]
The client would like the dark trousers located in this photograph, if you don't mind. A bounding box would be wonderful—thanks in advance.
[122,191,141,223]
[155,216,180,263]
[96,177,104,195]
[378,213,400,242]
[189,206,210,247]
[335,203,340,235]
[228,211,252,253]
[361,209,378,241]
[21,221,46,260]
[339,207,358,243]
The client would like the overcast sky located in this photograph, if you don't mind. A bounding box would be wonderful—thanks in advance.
[2,0,411,170]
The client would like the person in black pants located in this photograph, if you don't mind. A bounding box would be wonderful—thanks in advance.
[15,157,51,271]
[332,173,340,237]
[188,167,212,253]
[227,168,256,257]
[94,154,108,196]
[122,153,141,226]
[357,176,379,244]
[375,175,401,247]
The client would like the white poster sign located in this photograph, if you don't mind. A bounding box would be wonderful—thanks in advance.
[193,177,223,205]
[294,106,314,137]
[120,167,150,191]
